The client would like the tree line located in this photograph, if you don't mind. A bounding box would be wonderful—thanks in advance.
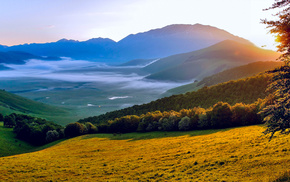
[89,97,272,134]
[0,113,97,145]
[79,73,272,125]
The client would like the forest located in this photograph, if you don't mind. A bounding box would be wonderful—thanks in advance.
[79,73,272,125]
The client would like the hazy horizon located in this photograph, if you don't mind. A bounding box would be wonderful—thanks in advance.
[0,0,278,50]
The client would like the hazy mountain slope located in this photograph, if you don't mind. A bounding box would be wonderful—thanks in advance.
[166,61,283,95]
[0,90,67,116]
[145,40,280,81]
[117,24,252,61]
[0,51,59,64]
[4,38,116,62]
[119,59,155,67]
[1,24,253,63]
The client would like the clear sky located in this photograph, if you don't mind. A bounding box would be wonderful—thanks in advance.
[0,0,278,50]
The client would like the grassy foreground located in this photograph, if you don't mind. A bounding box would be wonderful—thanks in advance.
[1,125,290,181]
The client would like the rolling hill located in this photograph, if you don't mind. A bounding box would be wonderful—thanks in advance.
[0,89,67,118]
[144,40,280,82]
[0,24,253,63]
[166,61,283,95]
[0,125,289,181]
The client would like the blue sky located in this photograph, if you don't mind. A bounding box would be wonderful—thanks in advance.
[0,0,278,50]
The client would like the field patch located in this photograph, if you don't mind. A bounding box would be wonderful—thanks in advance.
[1,125,290,181]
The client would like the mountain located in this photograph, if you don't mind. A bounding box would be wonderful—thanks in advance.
[0,51,60,64]
[119,59,156,67]
[1,24,254,63]
[166,61,283,95]
[144,40,280,81]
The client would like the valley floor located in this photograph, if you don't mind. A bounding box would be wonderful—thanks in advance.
[0,125,289,181]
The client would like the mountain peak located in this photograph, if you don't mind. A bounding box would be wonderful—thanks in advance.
[57,39,79,43]
[85,38,116,44]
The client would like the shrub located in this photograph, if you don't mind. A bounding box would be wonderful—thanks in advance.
[160,113,179,131]
[64,122,86,138]
[198,112,210,129]
[210,102,233,128]
[110,115,140,133]
[46,130,59,143]
[85,122,98,134]
[231,103,247,126]
[178,116,191,131]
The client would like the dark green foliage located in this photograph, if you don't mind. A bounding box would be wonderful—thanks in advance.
[90,99,266,134]
[261,66,290,139]
[3,115,15,128]
[137,111,163,132]
[46,130,60,143]
[0,113,3,121]
[109,115,140,133]
[64,122,86,138]
[262,0,290,62]
[79,74,271,125]
[178,116,191,131]
[9,113,64,145]
[85,122,98,134]
[209,102,233,129]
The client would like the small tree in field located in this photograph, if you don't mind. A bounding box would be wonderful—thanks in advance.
[261,1,290,139]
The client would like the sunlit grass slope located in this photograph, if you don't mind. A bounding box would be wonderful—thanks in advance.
[1,125,290,181]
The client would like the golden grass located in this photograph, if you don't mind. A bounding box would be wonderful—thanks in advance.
[1,125,290,181]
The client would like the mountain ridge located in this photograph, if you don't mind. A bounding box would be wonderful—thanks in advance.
[0,24,257,63]
[144,39,280,81]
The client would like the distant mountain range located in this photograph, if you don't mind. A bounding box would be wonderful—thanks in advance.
[143,40,280,81]
[0,51,60,70]
[0,24,254,63]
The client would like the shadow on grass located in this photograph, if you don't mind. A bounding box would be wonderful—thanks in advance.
[81,127,234,141]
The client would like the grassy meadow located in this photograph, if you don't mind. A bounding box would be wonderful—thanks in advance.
[1,125,290,181]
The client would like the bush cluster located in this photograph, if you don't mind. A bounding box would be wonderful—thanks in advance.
[1,113,98,145]
[93,99,269,133]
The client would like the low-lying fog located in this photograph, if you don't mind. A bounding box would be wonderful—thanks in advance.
[0,58,188,118]
[1,58,184,91]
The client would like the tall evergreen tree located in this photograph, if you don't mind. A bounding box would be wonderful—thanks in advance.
[261,0,290,139]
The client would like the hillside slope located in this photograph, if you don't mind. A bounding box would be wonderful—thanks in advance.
[145,40,279,81]
[0,51,59,64]
[166,61,283,95]
[0,125,289,181]
[80,73,272,125]
[0,89,67,116]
